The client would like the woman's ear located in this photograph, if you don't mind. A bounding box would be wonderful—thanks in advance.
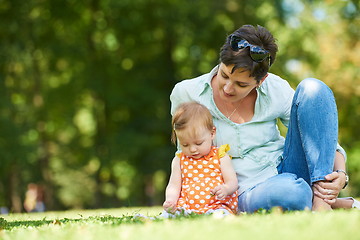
[259,73,268,87]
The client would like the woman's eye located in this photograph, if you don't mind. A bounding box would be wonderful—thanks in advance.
[221,73,229,79]
[196,142,203,146]
[237,83,248,87]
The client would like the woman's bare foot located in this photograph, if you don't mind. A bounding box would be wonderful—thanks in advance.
[331,198,354,209]
[312,194,332,211]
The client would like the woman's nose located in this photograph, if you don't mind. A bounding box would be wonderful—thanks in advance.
[224,81,233,93]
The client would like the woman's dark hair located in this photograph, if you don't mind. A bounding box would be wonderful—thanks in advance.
[219,25,278,82]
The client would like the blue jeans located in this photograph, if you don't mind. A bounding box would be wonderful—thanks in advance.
[238,78,338,212]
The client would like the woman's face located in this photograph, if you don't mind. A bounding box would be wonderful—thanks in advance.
[215,63,258,103]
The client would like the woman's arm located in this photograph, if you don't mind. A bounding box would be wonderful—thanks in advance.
[211,154,238,200]
[313,151,347,204]
[163,156,182,213]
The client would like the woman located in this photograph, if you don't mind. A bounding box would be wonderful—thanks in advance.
[170,24,357,212]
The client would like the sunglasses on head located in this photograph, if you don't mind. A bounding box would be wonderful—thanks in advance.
[229,35,270,64]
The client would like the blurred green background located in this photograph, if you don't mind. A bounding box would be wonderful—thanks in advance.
[0,0,359,212]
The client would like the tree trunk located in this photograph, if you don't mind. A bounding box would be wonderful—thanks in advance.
[9,164,22,213]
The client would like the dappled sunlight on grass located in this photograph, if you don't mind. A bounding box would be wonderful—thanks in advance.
[1,207,360,240]
[1,206,163,221]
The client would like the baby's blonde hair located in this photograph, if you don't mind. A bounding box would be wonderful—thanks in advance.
[171,102,214,144]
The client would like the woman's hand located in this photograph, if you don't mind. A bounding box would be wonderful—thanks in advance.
[313,171,346,204]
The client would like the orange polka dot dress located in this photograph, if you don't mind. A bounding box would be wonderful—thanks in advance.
[176,144,238,214]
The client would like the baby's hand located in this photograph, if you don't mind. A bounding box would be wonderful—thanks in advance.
[210,185,228,200]
[163,200,177,213]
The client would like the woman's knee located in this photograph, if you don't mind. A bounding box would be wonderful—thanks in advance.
[297,78,333,99]
[294,78,336,115]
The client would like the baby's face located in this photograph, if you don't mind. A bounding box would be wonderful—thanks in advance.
[176,127,215,159]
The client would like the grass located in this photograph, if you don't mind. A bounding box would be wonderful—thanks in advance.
[0,206,360,240]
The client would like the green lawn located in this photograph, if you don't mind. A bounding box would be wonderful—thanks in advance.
[1,207,359,240]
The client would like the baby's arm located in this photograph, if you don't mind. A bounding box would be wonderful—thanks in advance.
[211,154,238,200]
[163,156,182,213]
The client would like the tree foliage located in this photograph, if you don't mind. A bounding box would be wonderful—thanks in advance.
[0,0,359,211]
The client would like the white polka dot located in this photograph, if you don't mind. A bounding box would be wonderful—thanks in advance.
[205,187,210,191]
[193,177,199,181]
[200,191,205,195]
[195,186,200,190]
[206,195,211,199]
[199,174,204,177]
[193,169,198,173]
[200,200,205,204]
[198,165,203,169]
[190,191,195,195]
[189,200,194,204]
[209,165,214,168]
[201,182,205,187]
[183,169,187,173]
[195,204,200,208]
[210,173,216,177]
[188,165,193,169]
[188,173,193,177]
[213,160,219,164]
[204,169,209,173]
[195,195,200,199]
[184,161,188,165]
[205,178,211,181]
[203,160,208,165]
